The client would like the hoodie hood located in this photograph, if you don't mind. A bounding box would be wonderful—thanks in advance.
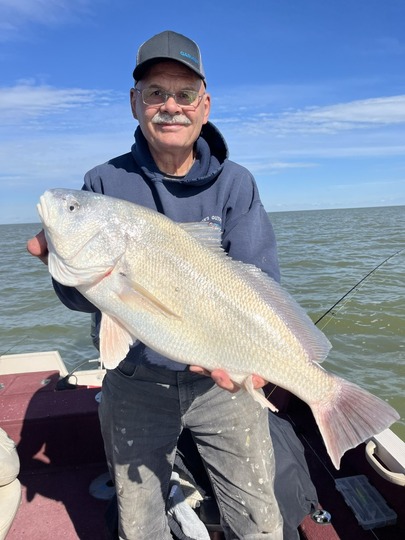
[131,121,229,187]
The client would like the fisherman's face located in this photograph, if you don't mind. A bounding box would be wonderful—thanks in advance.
[130,61,210,157]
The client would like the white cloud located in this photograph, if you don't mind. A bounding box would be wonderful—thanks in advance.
[0,0,96,41]
[213,93,405,169]
[215,94,405,138]
[0,82,128,133]
[285,95,405,128]
[235,159,319,175]
[1,83,102,118]
[280,144,405,159]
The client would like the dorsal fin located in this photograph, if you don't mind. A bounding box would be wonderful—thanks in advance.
[178,222,223,252]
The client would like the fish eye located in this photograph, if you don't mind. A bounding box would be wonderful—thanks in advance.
[67,199,80,212]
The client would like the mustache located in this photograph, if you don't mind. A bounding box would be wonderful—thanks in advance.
[151,112,192,125]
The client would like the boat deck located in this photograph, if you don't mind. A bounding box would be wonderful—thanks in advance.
[10,463,108,539]
[0,362,403,539]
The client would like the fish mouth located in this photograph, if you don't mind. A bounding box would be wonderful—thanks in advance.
[36,194,56,256]
[37,194,49,226]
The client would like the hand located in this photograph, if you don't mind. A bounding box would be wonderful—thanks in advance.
[189,366,267,393]
[27,229,49,265]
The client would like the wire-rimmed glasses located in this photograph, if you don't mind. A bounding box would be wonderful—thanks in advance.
[134,87,204,110]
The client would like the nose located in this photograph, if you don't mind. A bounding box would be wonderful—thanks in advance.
[160,94,182,114]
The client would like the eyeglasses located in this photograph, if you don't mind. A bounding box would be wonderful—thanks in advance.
[134,87,204,110]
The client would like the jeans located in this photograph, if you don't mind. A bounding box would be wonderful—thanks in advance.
[99,362,283,540]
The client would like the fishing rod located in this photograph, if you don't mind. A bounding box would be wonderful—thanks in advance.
[314,247,404,327]
[267,247,404,407]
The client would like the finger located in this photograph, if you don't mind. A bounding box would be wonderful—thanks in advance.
[189,366,211,376]
[211,369,239,393]
[252,375,267,389]
[27,229,47,257]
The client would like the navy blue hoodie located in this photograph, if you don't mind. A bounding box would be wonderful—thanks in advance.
[53,121,280,370]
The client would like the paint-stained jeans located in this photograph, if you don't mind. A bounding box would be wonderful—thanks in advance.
[98,363,283,540]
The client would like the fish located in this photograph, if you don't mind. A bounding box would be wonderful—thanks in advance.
[37,188,400,469]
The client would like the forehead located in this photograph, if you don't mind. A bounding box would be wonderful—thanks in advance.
[140,61,202,87]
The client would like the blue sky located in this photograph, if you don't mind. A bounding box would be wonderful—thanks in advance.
[1,0,404,224]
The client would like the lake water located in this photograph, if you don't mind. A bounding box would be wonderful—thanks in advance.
[0,205,404,439]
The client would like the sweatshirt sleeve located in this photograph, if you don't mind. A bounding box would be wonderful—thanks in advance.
[52,279,98,313]
[221,168,280,283]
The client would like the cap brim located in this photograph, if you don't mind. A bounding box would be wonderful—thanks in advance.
[133,57,205,82]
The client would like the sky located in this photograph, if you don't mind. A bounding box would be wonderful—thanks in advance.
[1,0,405,224]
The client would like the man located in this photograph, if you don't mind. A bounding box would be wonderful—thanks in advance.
[28,31,284,539]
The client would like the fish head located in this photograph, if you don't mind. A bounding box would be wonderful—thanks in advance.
[37,188,127,287]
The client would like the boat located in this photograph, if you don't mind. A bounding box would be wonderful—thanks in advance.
[0,350,404,539]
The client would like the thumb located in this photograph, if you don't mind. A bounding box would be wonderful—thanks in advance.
[27,230,49,264]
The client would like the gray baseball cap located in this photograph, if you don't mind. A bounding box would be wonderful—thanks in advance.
[133,30,205,82]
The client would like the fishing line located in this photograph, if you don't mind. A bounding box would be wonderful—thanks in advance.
[314,248,404,329]
[56,358,100,390]
[0,335,30,358]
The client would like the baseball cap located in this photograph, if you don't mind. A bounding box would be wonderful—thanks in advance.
[133,30,205,82]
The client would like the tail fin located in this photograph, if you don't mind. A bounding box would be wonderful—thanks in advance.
[311,377,400,469]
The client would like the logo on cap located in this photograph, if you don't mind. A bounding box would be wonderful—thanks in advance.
[180,51,199,65]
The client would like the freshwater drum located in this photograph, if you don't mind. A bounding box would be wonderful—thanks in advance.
[35,188,400,469]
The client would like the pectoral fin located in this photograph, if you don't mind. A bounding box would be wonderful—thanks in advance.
[117,276,181,319]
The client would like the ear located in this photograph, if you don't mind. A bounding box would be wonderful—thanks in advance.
[130,87,138,120]
[202,92,211,125]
